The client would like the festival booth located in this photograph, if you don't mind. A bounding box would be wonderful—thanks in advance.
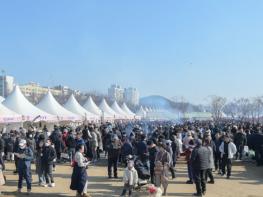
[136,106,146,119]
[0,102,22,131]
[111,101,130,120]
[83,96,102,118]
[99,99,119,122]
[64,94,99,122]
[121,103,136,119]
[2,86,56,131]
[37,91,82,129]
[0,96,5,103]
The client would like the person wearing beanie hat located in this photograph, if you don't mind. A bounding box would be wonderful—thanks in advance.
[15,139,34,195]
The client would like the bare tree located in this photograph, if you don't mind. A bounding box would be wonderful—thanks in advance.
[210,96,227,122]
[236,98,251,121]
[223,102,238,119]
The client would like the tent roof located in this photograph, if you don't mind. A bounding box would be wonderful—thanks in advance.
[111,101,129,118]
[64,95,99,120]
[121,103,135,116]
[83,96,102,116]
[0,96,5,103]
[0,103,22,123]
[136,106,146,118]
[3,86,54,122]
[99,99,117,118]
[37,91,81,121]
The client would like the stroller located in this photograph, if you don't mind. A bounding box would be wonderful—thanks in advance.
[133,156,151,189]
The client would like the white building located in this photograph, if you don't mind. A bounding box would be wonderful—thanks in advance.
[124,87,139,106]
[108,84,124,102]
[0,75,15,97]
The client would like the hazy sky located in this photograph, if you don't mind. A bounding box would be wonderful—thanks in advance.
[0,1,263,104]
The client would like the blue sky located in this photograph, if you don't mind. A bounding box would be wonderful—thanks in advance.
[0,1,263,104]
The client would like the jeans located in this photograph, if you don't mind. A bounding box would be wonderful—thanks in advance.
[44,164,54,184]
[221,156,232,177]
[18,165,32,190]
[236,145,244,160]
[108,157,118,177]
[121,183,133,196]
[68,148,75,163]
[214,152,222,171]
[193,169,207,195]
[205,168,214,182]
[187,162,193,181]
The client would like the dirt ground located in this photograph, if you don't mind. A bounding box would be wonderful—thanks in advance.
[1,158,263,197]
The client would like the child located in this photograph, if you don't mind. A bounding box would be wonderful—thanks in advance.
[120,159,138,197]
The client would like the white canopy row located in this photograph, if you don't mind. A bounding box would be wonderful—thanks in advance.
[0,86,139,124]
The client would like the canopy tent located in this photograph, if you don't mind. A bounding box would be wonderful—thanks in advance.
[0,102,22,123]
[64,94,99,121]
[83,96,102,116]
[37,91,81,122]
[111,101,129,119]
[0,96,5,103]
[121,103,136,118]
[3,86,55,122]
[136,106,146,119]
[99,99,118,119]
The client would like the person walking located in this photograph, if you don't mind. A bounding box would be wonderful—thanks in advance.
[42,138,56,187]
[70,144,90,197]
[107,135,121,179]
[219,134,237,179]
[154,142,171,196]
[16,139,34,195]
[191,139,211,197]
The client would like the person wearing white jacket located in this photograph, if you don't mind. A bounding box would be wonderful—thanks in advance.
[219,134,237,179]
[120,160,138,197]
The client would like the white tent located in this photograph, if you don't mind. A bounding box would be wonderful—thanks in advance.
[37,91,81,122]
[0,96,5,103]
[0,102,22,123]
[136,106,146,119]
[99,99,117,119]
[111,101,129,119]
[83,96,102,116]
[121,103,135,118]
[3,86,55,122]
[64,94,99,121]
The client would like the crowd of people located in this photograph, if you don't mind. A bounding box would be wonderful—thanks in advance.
[0,120,262,197]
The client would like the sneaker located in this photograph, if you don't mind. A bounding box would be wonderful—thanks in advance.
[227,176,230,179]
[17,189,22,194]
[207,180,215,184]
[49,183,55,187]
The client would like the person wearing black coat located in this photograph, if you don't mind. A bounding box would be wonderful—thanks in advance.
[107,136,121,178]
[191,139,211,197]
[66,132,76,164]
[42,139,56,187]
[147,140,158,184]
[234,129,247,160]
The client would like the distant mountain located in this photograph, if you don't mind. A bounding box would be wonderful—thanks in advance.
[140,95,202,112]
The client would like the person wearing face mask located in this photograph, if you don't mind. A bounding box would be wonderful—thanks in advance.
[120,157,138,197]
[15,139,34,195]
[35,134,46,186]
[42,138,56,187]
